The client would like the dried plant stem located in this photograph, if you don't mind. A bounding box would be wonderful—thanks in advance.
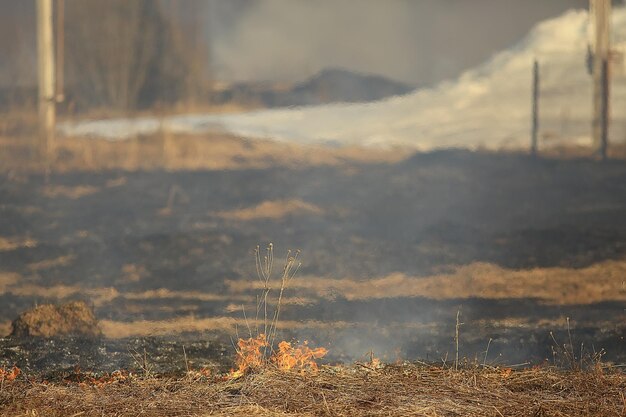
[483,338,492,368]
[254,244,273,350]
[249,244,301,358]
[455,310,463,371]
[268,250,300,349]
[182,345,189,374]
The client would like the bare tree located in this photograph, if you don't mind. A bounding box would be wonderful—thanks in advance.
[64,0,208,112]
[154,0,212,108]
[0,1,37,109]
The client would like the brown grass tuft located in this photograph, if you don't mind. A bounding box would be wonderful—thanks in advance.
[10,301,101,338]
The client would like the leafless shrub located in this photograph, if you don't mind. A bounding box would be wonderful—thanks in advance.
[64,0,209,112]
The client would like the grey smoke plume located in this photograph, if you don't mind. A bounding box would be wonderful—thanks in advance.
[211,0,588,85]
[0,0,591,89]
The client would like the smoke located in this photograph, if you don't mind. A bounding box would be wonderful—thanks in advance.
[0,1,36,88]
[0,0,591,90]
[211,0,588,85]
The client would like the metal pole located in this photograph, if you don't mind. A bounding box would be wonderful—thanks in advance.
[37,0,56,173]
[531,60,539,157]
[590,0,611,157]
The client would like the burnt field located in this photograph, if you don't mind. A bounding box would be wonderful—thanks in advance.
[0,145,625,373]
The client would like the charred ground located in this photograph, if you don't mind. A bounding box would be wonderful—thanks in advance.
[0,146,625,371]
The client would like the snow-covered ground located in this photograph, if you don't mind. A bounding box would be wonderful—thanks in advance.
[59,8,626,151]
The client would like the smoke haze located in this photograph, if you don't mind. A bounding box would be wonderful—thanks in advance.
[212,0,588,85]
[0,0,593,88]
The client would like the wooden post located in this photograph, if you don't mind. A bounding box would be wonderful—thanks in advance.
[590,0,611,158]
[36,0,56,173]
[600,59,609,159]
[56,0,65,103]
[531,60,539,157]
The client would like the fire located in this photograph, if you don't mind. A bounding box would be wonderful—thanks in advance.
[230,334,327,378]
[0,366,21,383]
[62,369,132,388]
[273,341,328,373]
[230,334,270,378]
[186,367,212,380]
[368,357,382,369]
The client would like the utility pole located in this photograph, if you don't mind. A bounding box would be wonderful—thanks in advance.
[590,0,611,160]
[36,0,56,173]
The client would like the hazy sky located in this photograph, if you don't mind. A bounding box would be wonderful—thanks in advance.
[211,0,590,86]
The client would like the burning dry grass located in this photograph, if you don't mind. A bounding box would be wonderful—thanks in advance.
[1,364,623,416]
[0,366,20,384]
[227,259,626,305]
[230,333,328,379]
[1,247,623,415]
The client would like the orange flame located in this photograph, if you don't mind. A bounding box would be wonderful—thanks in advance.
[0,366,21,382]
[230,334,269,378]
[500,368,513,379]
[185,367,212,379]
[65,369,132,388]
[229,335,327,378]
[273,341,328,374]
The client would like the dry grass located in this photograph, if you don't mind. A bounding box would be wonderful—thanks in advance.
[26,255,77,272]
[226,259,626,305]
[10,301,101,338]
[0,258,623,348]
[2,132,625,177]
[0,273,20,292]
[541,142,626,160]
[0,280,311,310]
[0,132,411,174]
[2,106,625,175]
[1,364,623,416]
[2,313,609,340]
[1,258,624,339]
[41,185,100,199]
[98,317,343,339]
[0,238,37,252]
[0,321,11,337]
[214,199,325,221]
